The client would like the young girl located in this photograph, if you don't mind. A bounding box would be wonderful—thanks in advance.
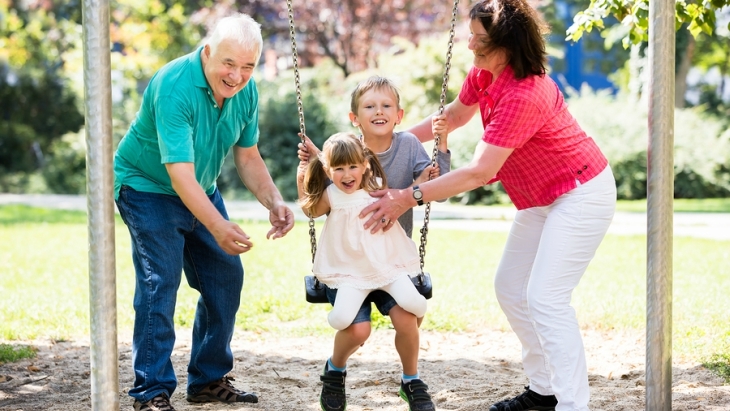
[298,76,445,411]
[297,132,427,332]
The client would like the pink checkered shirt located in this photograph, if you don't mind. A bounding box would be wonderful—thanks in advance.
[458,65,608,209]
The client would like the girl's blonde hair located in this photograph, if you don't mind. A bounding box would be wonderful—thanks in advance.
[299,132,387,216]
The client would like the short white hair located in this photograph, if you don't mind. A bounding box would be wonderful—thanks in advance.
[207,13,263,64]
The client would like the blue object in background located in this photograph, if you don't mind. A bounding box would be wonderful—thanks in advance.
[548,0,623,94]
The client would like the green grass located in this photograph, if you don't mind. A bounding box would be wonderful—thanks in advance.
[616,198,730,213]
[1,204,729,369]
[0,343,37,363]
[703,353,730,383]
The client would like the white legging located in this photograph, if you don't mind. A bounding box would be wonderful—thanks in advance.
[328,275,427,330]
[494,166,616,411]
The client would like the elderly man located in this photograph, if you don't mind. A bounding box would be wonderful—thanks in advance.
[114,13,294,411]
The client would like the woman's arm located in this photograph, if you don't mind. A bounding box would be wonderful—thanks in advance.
[360,140,514,231]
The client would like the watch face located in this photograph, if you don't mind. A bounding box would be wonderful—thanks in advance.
[413,189,423,200]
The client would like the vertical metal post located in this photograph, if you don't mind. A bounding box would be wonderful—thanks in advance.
[82,0,119,409]
[646,0,674,409]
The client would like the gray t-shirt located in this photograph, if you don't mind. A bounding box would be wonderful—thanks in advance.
[376,131,451,237]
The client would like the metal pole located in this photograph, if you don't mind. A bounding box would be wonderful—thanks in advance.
[82,0,119,409]
[646,0,674,409]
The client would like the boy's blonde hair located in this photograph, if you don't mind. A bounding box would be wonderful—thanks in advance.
[299,132,387,216]
[350,76,402,114]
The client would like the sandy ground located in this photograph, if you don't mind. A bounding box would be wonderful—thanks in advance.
[1,328,729,411]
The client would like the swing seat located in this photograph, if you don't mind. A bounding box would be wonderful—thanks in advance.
[305,275,329,303]
[411,272,433,300]
[305,272,433,304]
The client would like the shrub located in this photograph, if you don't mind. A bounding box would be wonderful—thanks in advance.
[567,88,730,199]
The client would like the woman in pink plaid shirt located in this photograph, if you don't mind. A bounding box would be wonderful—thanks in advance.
[362,1,616,410]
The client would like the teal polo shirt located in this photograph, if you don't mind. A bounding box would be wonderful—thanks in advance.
[113,46,259,199]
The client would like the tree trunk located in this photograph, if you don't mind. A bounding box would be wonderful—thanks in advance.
[675,32,695,108]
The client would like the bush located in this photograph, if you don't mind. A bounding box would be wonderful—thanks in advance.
[566,87,730,199]
[42,130,87,194]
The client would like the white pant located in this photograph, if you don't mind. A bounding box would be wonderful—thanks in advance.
[328,275,427,330]
[494,166,616,411]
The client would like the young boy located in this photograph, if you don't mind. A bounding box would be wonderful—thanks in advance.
[299,75,450,411]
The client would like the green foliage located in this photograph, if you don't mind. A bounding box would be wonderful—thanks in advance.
[0,66,85,191]
[567,0,727,47]
[703,353,730,383]
[565,87,730,199]
[42,130,87,194]
[0,343,37,363]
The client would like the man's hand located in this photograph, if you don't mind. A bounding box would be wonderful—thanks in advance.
[267,201,295,239]
[208,219,254,255]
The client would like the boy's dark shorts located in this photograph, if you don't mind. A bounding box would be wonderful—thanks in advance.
[325,286,398,325]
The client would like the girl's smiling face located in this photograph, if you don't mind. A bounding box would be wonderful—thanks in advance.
[327,162,368,194]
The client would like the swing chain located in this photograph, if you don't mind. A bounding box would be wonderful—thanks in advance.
[287,0,306,138]
[287,0,317,262]
[419,0,460,273]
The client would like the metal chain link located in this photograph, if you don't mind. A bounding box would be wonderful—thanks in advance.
[419,0,460,273]
[287,0,316,262]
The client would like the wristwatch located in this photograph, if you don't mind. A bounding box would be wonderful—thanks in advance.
[412,185,424,206]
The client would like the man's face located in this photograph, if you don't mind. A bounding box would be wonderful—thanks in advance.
[202,38,258,105]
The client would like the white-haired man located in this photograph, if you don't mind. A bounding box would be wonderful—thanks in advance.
[114,13,294,411]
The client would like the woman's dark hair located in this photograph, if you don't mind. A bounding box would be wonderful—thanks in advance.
[470,0,549,79]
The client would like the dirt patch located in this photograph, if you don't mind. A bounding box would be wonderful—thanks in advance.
[1,329,729,410]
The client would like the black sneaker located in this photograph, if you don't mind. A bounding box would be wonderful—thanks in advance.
[399,379,435,411]
[489,386,558,411]
[133,393,176,411]
[319,363,347,411]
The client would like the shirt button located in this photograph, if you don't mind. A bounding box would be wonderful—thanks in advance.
[577,170,582,174]
[583,165,588,170]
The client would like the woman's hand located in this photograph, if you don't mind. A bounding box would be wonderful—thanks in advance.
[360,188,413,233]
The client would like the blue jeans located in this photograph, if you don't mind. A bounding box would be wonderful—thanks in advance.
[116,186,244,402]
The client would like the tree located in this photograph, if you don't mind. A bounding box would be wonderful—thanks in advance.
[566,0,730,108]
[566,0,728,47]
[0,1,85,191]
[195,0,463,78]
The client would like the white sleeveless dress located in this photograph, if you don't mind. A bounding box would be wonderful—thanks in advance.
[313,184,421,290]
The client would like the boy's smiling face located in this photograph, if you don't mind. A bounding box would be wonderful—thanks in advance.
[350,87,404,140]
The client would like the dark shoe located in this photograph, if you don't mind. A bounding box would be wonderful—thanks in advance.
[399,379,435,411]
[319,363,347,411]
[489,386,558,411]
[186,376,258,403]
[133,393,176,411]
